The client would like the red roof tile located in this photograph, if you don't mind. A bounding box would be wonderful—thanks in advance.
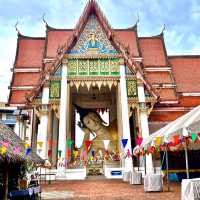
[149,111,187,122]
[158,88,177,101]
[46,29,73,58]
[15,36,45,68]
[114,30,139,57]
[146,71,173,84]
[139,36,168,67]
[169,56,200,93]
[178,96,200,107]
[9,90,32,104]
[12,72,40,87]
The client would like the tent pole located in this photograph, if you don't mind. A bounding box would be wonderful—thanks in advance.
[184,139,189,179]
[165,147,170,192]
[144,156,146,175]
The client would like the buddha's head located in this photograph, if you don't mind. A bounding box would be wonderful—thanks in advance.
[74,104,107,133]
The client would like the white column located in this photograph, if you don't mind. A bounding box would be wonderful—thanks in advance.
[119,64,133,172]
[137,72,153,174]
[14,120,20,137]
[37,87,49,159]
[57,64,68,175]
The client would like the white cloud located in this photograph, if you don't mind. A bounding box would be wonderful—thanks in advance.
[0,36,16,102]
[191,0,200,21]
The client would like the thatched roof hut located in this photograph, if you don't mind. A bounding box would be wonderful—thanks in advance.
[0,123,44,200]
[0,123,44,164]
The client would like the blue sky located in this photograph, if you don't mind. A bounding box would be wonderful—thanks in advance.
[0,0,200,102]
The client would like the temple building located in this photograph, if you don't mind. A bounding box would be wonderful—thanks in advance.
[8,0,200,179]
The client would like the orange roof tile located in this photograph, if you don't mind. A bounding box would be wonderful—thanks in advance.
[9,90,32,104]
[158,88,177,101]
[46,28,73,58]
[114,29,139,57]
[169,56,200,93]
[12,72,40,87]
[15,36,45,68]
[149,111,187,122]
[146,71,173,84]
[139,36,168,67]
[178,96,200,107]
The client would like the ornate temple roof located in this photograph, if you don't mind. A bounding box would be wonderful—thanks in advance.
[8,0,200,109]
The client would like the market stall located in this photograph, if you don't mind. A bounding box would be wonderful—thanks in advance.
[0,123,44,200]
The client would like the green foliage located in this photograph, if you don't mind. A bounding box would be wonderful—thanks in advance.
[0,159,35,192]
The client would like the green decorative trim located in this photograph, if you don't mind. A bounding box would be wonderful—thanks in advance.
[89,59,99,75]
[78,59,88,75]
[110,58,120,76]
[100,59,109,75]
[126,79,138,98]
[67,58,120,77]
[49,80,61,99]
[68,59,77,76]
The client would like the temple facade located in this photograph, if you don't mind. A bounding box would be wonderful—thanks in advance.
[8,0,200,179]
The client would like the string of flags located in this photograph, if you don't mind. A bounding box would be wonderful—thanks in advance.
[0,137,135,162]
[134,131,200,156]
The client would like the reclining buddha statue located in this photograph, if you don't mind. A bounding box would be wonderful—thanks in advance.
[73,104,119,157]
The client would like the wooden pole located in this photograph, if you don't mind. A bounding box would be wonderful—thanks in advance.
[2,159,8,200]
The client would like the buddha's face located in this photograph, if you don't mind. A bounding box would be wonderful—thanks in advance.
[83,112,102,132]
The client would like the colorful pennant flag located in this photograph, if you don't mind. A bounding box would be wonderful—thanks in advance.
[85,140,92,152]
[2,141,9,148]
[103,140,110,150]
[37,149,42,154]
[0,146,7,154]
[67,149,71,158]
[173,135,180,145]
[58,150,62,157]
[13,146,21,155]
[48,140,53,146]
[73,150,79,159]
[127,149,132,158]
[67,139,74,147]
[191,133,198,142]
[136,137,143,146]
[37,141,43,148]
[24,143,30,149]
[26,148,32,156]
[48,149,52,157]
[91,150,95,157]
[155,137,162,146]
[121,139,128,148]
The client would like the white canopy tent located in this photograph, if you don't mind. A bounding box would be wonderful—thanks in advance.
[136,105,200,151]
[133,105,200,180]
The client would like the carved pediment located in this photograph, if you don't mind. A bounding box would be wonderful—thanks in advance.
[69,15,119,56]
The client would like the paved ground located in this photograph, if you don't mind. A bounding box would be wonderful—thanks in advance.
[41,179,181,200]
